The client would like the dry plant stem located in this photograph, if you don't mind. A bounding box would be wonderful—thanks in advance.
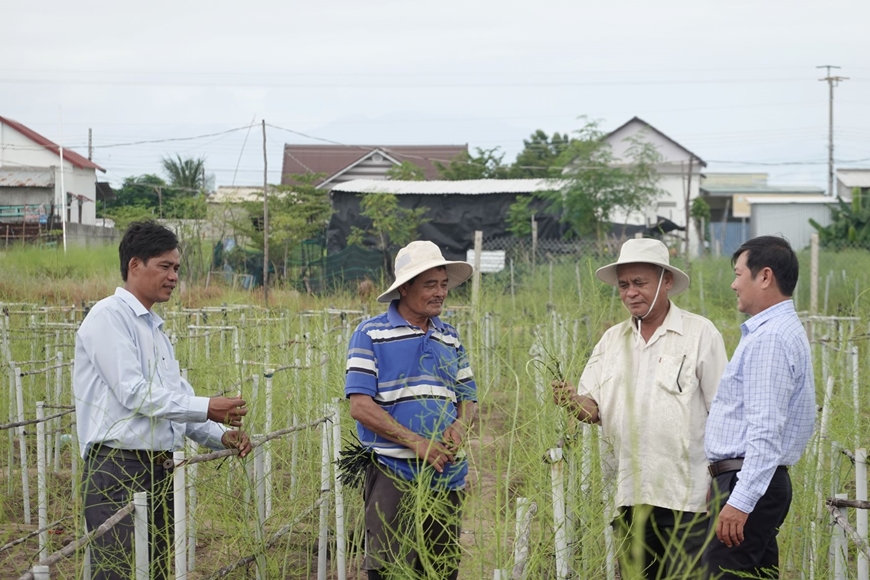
[202,494,327,580]
[0,409,74,431]
[826,504,870,562]
[0,515,74,553]
[17,502,135,580]
[171,414,333,468]
[829,497,870,510]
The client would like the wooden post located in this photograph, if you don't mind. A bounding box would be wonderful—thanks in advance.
[684,157,693,261]
[811,233,819,315]
[262,120,270,307]
[472,231,483,312]
[531,217,538,274]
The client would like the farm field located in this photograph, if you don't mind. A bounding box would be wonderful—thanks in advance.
[1,245,869,579]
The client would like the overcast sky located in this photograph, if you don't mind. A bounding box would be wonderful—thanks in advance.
[3,0,869,189]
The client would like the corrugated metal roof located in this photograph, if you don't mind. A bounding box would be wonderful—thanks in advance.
[0,168,54,187]
[209,186,265,203]
[702,185,824,195]
[743,195,834,205]
[209,186,291,203]
[331,178,567,195]
[837,169,870,188]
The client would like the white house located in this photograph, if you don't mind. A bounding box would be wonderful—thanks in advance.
[836,168,870,200]
[604,117,706,255]
[0,115,105,226]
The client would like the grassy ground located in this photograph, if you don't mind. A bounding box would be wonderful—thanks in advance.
[1,245,869,578]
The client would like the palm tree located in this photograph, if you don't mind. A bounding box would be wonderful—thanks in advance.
[161,154,206,193]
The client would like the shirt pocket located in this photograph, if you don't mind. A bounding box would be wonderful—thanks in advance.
[655,354,698,396]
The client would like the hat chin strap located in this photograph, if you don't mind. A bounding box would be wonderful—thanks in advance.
[632,267,666,347]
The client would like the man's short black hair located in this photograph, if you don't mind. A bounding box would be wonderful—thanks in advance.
[119,221,179,281]
[732,236,799,296]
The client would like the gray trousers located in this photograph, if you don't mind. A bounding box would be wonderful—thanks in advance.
[363,461,463,579]
[83,450,174,580]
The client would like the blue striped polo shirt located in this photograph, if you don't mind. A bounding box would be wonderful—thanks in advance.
[344,300,477,489]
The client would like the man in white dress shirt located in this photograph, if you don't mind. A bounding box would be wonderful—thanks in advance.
[74,221,251,580]
[553,238,727,579]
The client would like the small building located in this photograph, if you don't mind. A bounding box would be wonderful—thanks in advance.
[748,197,836,251]
[602,117,706,255]
[280,144,467,190]
[836,168,870,200]
[700,173,825,255]
[0,115,105,227]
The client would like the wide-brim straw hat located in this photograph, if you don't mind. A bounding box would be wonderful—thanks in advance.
[377,241,474,303]
[595,238,690,296]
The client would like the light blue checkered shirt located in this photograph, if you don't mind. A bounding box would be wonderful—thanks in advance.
[704,300,816,513]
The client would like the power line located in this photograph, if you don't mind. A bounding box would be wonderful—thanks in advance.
[90,124,256,149]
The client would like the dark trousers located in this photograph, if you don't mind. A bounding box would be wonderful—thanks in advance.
[614,505,710,579]
[83,450,174,580]
[702,467,792,579]
[363,462,463,580]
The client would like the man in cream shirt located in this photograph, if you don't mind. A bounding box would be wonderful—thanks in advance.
[554,238,727,579]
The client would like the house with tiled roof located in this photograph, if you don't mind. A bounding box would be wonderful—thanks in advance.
[280,144,467,189]
[0,115,105,228]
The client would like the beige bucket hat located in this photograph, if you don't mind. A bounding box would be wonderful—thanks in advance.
[595,238,690,295]
[377,241,474,303]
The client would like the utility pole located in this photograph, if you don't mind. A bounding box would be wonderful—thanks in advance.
[684,157,693,261]
[262,120,269,307]
[87,128,93,161]
[817,65,849,197]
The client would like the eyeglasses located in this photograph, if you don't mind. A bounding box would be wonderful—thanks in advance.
[676,355,686,393]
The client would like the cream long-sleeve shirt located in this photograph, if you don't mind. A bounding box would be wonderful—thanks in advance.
[578,302,727,514]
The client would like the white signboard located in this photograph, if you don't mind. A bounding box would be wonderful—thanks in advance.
[466,250,506,273]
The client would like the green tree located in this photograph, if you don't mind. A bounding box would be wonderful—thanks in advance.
[161,154,206,192]
[100,174,166,213]
[810,187,870,250]
[506,195,535,237]
[542,119,664,240]
[691,197,711,254]
[235,173,332,280]
[509,130,572,178]
[347,193,429,275]
[386,161,426,181]
[435,147,510,180]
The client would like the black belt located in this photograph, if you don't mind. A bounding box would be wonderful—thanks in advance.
[708,458,788,477]
[91,445,172,465]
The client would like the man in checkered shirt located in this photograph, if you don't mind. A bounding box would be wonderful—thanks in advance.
[703,236,816,579]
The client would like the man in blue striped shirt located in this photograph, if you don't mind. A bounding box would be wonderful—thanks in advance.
[345,240,477,580]
[703,236,816,579]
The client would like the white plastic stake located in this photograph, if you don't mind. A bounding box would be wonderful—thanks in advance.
[173,451,187,579]
[264,371,274,519]
[134,491,149,580]
[832,493,848,580]
[36,401,48,560]
[317,415,331,580]
[857,449,869,580]
[32,565,50,580]
[547,447,568,580]
[52,352,63,473]
[331,400,347,580]
[185,436,198,573]
[513,498,533,580]
[852,347,861,448]
[15,368,32,525]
